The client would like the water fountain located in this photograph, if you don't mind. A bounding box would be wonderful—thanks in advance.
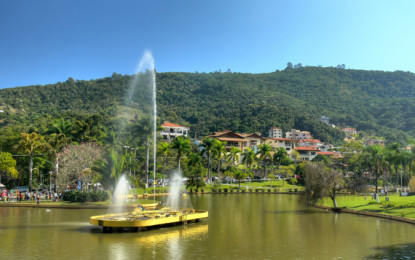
[89,51,208,232]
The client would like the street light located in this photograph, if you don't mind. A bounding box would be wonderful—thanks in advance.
[123,145,130,155]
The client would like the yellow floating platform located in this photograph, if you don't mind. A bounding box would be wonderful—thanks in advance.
[90,208,208,232]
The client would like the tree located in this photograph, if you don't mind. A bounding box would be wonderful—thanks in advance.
[228,146,241,167]
[171,136,191,172]
[257,143,274,178]
[242,148,257,173]
[186,152,206,192]
[212,139,227,179]
[0,152,19,184]
[233,167,248,190]
[360,145,388,197]
[57,143,104,191]
[304,162,345,208]
[200,137,214,182]
[157,142,172,185]
[14,133,51,191]
[48,118,73,139]
[130,115,154,186]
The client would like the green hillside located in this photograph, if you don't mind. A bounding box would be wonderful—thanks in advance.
[1,67,415,144]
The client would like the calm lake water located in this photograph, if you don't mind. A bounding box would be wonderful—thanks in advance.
[1,194,415,259]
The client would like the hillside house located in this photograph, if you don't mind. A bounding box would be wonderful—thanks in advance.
[285,129,312,140]
[161,122,189,141]
[209,130,249,152]
[269,127,283,138]
[364,138,385,146]
[240,133,266,152]
[342,127,357,135]
[295,146,319,161]
[317,151,343,159]
[265,138,297,156]
[297,139,322,147]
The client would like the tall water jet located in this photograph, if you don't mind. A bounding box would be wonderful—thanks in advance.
[130,50,157,200]
[108,174,129,214]
[166,170,193,210]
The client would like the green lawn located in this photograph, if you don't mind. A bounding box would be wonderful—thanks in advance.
[318,193,415,219]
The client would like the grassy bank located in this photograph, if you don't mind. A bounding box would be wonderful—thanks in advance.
[133,180,304,194]
[317,194,415,220]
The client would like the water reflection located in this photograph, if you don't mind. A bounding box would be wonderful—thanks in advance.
[2,195,415,259]
[365,243,415,259]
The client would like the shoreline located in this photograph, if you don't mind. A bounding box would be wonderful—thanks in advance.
[314,204,415,225]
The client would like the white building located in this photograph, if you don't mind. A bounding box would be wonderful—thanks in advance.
[295,146,319,161]
[161,122,189,141]
[285,129,312,140]
[319,115,329,124]
[269,127,283,138]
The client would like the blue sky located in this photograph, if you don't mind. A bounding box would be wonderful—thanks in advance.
[1,0,415,89]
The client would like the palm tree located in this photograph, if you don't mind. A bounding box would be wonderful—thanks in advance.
[15,133,51,191]
[212,139,227,179]
[242,148,257,174]
[386,143,404,189]
[187,152,204,192]
[157,142,172,186]
[228,146,241,167]
[47,133,70,192]
[49,118,73,139]
[130,115,154,186]
[361,145,387,198]
[257,143,274,179]
[171,136,191,172]
[200,137,215,182]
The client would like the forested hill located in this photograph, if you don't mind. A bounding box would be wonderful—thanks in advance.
[1,67,415,144]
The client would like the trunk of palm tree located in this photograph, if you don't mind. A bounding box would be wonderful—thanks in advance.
[208,153,212,182]
[177,156,181,172]
[29,153,34,191]
[217,160,221,179]
[263,162,267,179]
[162,159,166,187]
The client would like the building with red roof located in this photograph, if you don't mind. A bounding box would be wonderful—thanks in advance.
[295,146,319,161]
[161,121,189,141]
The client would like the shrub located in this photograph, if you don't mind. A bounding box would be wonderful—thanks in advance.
[63,190,109,202]
[223,188,228,192]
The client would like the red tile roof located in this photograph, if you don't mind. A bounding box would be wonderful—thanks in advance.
[299,139,321,143]
[162,122,187,128]
[295,146,319,151]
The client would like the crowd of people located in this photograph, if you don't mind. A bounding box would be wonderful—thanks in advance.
[0,190,62,203]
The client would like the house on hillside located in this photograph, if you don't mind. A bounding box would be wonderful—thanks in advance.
[285,129,312,140]
[269,127,283,138]
[295,146,319,161]
[317,151,343,159]
[364,138,385,146]
[319,115,329,124]
[209,130,249,152]
[161,121,189,141]
[240,133,266,153]
[297,139,322,148]
[265,138,297,156]
[342,127,357,135]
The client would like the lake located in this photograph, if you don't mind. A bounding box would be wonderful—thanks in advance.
[1,194,415,259]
